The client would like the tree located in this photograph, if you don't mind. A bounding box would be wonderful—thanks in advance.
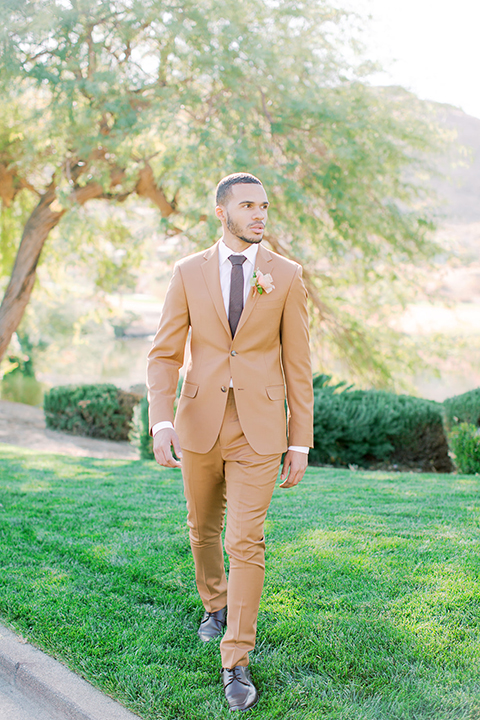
[0,0,445,384]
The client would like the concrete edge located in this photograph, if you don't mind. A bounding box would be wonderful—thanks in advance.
[0,624,142,720]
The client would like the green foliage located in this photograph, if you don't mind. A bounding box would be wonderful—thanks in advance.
[0,330,46,405]
[443,388,480,430]
[130,394,154,460]
[3,330,38,378]
[44,383,139,441]
[443,390,480,473]
[0,373,44,405]
[3,348,33,378]
[448,422,480,474]
[311,374,452,471]
[130,379,184,459]
[139,395,154,460]
[60,213,145,295]
[0,0,450,383]
[312,372,352,394]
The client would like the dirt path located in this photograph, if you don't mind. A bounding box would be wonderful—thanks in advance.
[0,400,139,460]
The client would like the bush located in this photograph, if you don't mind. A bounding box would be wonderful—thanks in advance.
[448,423,480,474]
[311,375,453,472]
[129,379,184,461]
[130,395,154,460]
[44,384,140,441]
[443,388,480,430]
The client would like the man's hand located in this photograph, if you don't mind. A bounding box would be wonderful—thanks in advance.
[153,427,182,468]
[279,449,308,488]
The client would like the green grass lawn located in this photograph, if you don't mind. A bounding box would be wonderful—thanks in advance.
[0,445,479,719]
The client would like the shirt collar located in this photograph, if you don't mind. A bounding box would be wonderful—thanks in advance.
[219,239,259,266]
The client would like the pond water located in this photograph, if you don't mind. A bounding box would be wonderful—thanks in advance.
[1,335,153,406]
[3,331,480,408]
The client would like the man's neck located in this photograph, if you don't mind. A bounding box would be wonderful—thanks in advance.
[221,234,260,253]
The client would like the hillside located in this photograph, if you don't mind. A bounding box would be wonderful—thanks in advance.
[431,103,480,224]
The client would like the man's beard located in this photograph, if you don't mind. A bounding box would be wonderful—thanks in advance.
[226,213,263,245]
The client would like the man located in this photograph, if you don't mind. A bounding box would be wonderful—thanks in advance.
[147,172,313,712]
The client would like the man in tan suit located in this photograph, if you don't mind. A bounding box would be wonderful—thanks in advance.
[147,172,313,711]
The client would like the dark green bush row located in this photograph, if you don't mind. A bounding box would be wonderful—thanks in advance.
[44,384,140,441]
[311,374,452,472]
[44,379,480,473]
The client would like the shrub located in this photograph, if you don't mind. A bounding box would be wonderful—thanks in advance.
[448,423,480,474]
[44,384,139,441]
[130,395,154,460]
[443,388,480,430]
[129,378,184,461]
[311,375,453,472]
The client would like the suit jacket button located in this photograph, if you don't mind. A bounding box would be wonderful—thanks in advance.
[221,386,227,392]
[231,351,237,356]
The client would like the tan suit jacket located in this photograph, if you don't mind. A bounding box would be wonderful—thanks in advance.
[147,241,313,455]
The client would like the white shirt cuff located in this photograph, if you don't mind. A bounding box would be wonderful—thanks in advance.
[152,421,174,436]
[288,446,309,454]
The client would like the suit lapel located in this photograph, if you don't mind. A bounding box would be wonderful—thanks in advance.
[234,243,274,337]
[200,241,231,337]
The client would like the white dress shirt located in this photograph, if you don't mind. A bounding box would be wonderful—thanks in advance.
[152,240,308,454]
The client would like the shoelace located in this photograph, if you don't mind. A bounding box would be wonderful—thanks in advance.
[201,611,221,625]
[223,668,249,687]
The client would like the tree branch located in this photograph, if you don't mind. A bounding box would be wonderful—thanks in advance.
[135,163,175,217]
[260,89,274,125]
[264,232,335,325]
[0,165,41,206]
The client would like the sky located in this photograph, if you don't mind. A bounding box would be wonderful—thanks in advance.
[354,0,480,120]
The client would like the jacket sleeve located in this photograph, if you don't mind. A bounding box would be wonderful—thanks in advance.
[146,263,190,432]
[280,265,314,448]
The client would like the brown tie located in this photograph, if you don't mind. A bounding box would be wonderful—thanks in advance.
[228,255,246,337]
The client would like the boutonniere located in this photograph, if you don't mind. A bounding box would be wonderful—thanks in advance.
[251,268,275,295]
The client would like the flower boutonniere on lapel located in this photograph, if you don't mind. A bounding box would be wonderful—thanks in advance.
[251,269,275,295]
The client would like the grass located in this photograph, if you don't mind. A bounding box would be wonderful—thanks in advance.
[0,445,479,719]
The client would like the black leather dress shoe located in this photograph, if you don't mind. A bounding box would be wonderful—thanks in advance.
[197,606,227,642]
[222,666,258,712]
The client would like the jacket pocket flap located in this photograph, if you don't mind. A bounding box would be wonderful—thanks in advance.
[266,384,286,401]
[182,381,199,398]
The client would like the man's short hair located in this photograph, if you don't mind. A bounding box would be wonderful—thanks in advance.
[215,173,263,206]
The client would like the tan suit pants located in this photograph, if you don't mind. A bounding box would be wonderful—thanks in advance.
[181,389,282,669]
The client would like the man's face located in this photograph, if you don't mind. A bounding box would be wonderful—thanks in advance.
[220,183,269,245]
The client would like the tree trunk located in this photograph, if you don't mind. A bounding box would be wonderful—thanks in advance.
[0,167,175,363]
[0,185,64,361]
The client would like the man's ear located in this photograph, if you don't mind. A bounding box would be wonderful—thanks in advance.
[215,205,225,222]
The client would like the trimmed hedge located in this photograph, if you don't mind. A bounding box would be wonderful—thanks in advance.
[311,374,453,472]
[44,384,140,441]
[443,388,480,430]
